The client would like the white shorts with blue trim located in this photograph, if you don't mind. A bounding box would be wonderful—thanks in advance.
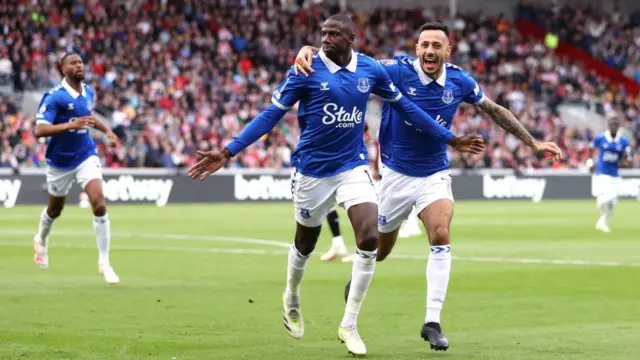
[592,174,619,202]
[291,165,378,227]
[46,155,102,197]
[377,166,453,233]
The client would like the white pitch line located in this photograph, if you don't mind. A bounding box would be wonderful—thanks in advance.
[0,229,290,248]
[0,242,289,256]
[1,229,639,268]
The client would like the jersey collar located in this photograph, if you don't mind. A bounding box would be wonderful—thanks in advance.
[413,59,446,87]
[61,78,87,98]
[318,49,358,74]
[604,130,622,142]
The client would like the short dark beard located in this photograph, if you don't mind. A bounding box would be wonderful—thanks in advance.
[68,73,84,84]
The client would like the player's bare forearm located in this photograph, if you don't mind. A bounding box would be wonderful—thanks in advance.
[34,123,71,138]
[475,98,536,148]
[92,118,110,134]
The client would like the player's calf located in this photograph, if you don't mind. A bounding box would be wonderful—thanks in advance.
[376,228,400,262]
[84,179,118,283]
[419,199,453,349]
[341,203,377,335]
[34,196,66,269]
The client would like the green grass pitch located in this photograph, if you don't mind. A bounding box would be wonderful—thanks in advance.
[1,200,639,360]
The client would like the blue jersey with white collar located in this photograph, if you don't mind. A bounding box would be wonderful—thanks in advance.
[268,50,453,178]
[591,131,632,177]
[378,56,485,177]
[35,79,98,170]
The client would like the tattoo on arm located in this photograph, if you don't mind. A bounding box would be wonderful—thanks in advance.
[475,98,536,148]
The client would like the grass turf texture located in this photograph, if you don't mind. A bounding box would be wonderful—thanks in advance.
[1,200,639,360]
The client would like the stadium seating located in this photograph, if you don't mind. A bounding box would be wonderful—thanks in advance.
[0,1,637,170]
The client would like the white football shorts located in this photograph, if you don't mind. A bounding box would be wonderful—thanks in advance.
[291,165,378,227]
[377,166,453,233]
[46,155,103,197]
[592,174,619,202]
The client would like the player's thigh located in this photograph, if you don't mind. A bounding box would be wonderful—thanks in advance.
[75,156,103,192]
[292,168,337,228]
[45,165,76,198]
[593,174,617,201]
[416,171,455,245]
[376,166,416,234]
[335,165,378,212]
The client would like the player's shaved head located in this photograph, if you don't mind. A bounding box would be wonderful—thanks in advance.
[325,13,356,35]
[606,111,621,135]
[321,13,356,62]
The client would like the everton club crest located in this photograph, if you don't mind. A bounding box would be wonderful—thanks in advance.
[357,77,370,93]
[442,88,454,104]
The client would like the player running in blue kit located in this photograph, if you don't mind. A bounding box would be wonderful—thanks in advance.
[188,15,483,356]
[587,112,633,233]
[33,53,120,285]
[293,21,562,351]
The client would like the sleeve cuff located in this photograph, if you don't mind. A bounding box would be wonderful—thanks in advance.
[381,92,402,103]
[469,94,486,105]
[225,141,242,156]
[271,97,292,111]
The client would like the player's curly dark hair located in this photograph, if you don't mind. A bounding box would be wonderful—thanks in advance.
[57,53,78,77]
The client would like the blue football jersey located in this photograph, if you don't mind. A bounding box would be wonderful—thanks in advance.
[591,131,632,177]
[271,50,404,178]
[378,56,485,177]
[35,79,98,170]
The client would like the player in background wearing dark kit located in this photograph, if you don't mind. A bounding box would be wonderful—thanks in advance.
[33,53,120,285]
[188,14,484,356]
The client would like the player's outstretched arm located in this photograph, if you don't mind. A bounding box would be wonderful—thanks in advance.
[187,105,287,181]
[474,98,562,161]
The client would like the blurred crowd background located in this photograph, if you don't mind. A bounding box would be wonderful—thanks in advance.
[0,0,638,172]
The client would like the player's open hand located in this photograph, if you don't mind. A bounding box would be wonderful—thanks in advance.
[105,130,119,145]
[448,134,485,155]
[188,150,228,181]
[533,141,563,162]
[293,46,316,77]
[69,116,95,130]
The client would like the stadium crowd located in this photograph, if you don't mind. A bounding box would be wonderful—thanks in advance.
[0,0,638,171]
[517,2,640,84]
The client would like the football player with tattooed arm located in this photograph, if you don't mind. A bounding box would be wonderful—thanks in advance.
[188,15,484,356]
[293,21,562,352]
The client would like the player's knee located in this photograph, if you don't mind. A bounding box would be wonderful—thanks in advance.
[47,206,63,219]
[92,201,107,217]
[294,238,316,256]
[429,225,450,246]
[294,225,321,256]
[356,232,378,252]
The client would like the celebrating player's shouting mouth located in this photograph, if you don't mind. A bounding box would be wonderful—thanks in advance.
[293,21,563,352]
[188,14,483,356]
